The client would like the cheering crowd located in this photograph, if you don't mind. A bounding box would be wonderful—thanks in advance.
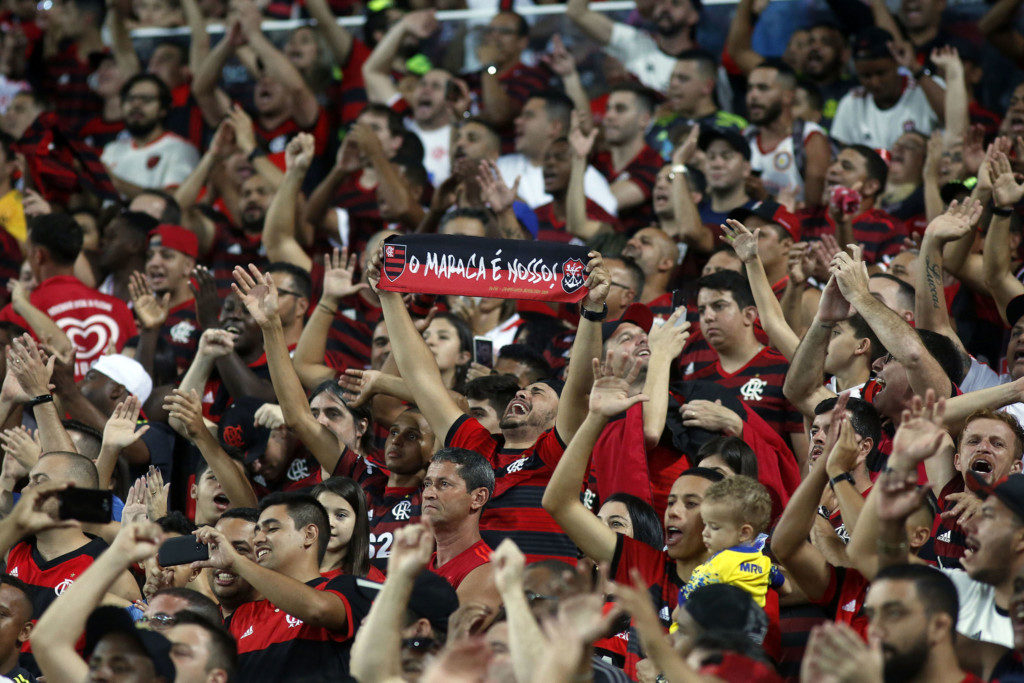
[7,0,1024,680]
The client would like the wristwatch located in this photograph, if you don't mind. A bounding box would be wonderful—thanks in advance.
[829,472,855,490]
[484,63,499,76]
[667,163,687,180]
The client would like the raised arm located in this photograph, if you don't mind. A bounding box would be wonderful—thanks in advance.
[8,337,75,455]
[265,134,315,270]
[566,113,605,241]
[890,41,945,124]
[163,389,258,508]
[832,249,951,398]
[362,10,437,104]
[542,352,648,563]
[641,309,690,446]
[979,0,1024,65]
[493,539,548,683]
[782,277,846,416]
[917,200,981,360]
[97,398,150,491]
[724,0,766,75]
[723,219,800,359]
[543,36,591,121]
[191,20,238,127]
[984,152,1024,323]
[196,524,349,629]
[668,128,714,251]
[565,0,613,45]
[931,47,968,145]
[180,0,210,69]
[366,248,465,441]
[305,0,354,67]
[104,1,141,79]
[33,521,162,683]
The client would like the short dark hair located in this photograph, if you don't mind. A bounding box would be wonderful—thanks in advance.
[845,313,883,361]
[219,507,259,524]
[754,58,797,90]
[258,492,331,563]
[431,447,495,500]
[679,467,726,485]
[0,574,34,618]
[311,477,371,578]
[868,272,915,312]
[170,611,237,677]
[617,257,646,297]
[393,157,429,196]
[117,211,161,242]
[602,492,663,549]
[873,564,959,633]
[676,49,718,81]
[496,344,552,383]
[497,10,528,37]
[120,73,173,112]
[360,103,409,140]
[917,328,966,386]
[697,270,755,309]
[29,214,83,265]
[156,511,197,537]
[39,451,98,488]
[814,396,882,448]
[439,207,496,237]
[462,373,520,421]
[847,144,889,197]
[150,587,222,625]
[796,79,824,111]
[267,262,312,300]
[533,91,574,133]
[609,82,658,115]
[694,437,759,478]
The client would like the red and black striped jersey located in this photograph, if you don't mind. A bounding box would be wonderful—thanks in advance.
[200,354,273,422]
[534,199,621,243]
[325,39,371,131]
[933,476,967,569]
[8,536,107,621]
[445,416,576,563]
[368,486,421,573]
[161,299,200,378]
[330,170,384,256]
[333,447,389,500]
[78,116,124,150]
[322,565,386,582]
[255,106,331,158]
[252,453,324,498]
[683,346,803,436]
[429,539,491,590]
[776,602,832,681]
[322,294,382,375]
[814,565,870,638]
[166,81,207,149]
[464,62,552,153]
[610,534,682,623]
[226,574,376,682]
[798,206,906,265]
[207,221,268,298]
[591,145,662,234]
[31,40,102,129]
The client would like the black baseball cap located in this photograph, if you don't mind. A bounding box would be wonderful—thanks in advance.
[217,397,269,464]
[1008,294,1024,329]
[698,125,751,161]
[407,570,459,635]
[975,472,1024,523]
[852,26,895,61]
[680,583,768,644]
[85,606,176,680]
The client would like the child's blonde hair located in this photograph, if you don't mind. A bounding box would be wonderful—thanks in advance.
[701,475,771,534]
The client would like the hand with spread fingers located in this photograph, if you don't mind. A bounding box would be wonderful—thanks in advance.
[128,271,170,331]
[231,263,280,328]
[589,350,649,417]
[322,248,368,306]
[721,218,760,263]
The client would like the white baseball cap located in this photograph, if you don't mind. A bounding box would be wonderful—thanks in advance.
[91,354,153,405]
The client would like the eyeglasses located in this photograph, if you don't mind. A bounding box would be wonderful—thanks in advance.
[276,288,304,299]
[139,612,177,630]
[524,591,558,604]
[608,281,632,291]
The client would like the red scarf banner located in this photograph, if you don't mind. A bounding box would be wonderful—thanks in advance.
[377,235,591,303]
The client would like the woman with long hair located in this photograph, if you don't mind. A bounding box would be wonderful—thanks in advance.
[312,476,384,581]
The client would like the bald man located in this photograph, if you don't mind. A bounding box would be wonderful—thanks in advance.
[620,226,678,309]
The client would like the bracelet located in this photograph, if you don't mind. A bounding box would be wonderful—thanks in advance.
[26,394,53,407]
[829,472,854,490]
[317,302,338,316]
[992,205,1014,217]
[913,67,932,80]
[877,538,909,554]
[580,303,608,322]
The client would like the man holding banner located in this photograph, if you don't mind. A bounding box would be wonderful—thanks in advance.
[368,236,609,563]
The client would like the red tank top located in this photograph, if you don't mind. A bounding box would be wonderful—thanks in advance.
[429,539,491,589]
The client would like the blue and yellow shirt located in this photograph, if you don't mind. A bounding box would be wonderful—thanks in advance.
[680,533,783,608]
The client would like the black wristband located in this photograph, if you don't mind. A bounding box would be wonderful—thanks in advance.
[992,205,1014,217]
[829,472,854,490]
[580,303,608,322]
[26,394,53,408]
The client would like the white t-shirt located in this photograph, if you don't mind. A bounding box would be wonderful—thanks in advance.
[496,153,619,216]
[942,568,1013,647]
[606,22,677,93]
[406,119,452,187]
[101,131,200,189]
[830,78,940,150]
[748,121,827,202]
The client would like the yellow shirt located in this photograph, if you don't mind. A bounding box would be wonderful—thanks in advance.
[0,190,26,243]
[681,534,783,608]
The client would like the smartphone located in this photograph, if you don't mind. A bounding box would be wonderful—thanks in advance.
[57,488,113,524]
[158,536,210,567]
[473,336,494,368]
[670,289,688,325]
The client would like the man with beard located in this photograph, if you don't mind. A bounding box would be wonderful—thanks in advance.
[206,508,259,619]
[745,60,831,206]
[567,0,701,92]
[95,210,159,302]
[621,226,678,309]
[803,564,978,683]
[101,74,199,196]
[534,138,620,243]
[371,247,610,563]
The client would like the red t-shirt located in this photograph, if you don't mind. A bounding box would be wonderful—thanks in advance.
[429,539,491,590]
[0,275,136,380]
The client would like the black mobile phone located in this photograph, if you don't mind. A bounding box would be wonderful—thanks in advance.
[473,336,494,368]
[670,289,688,326]
[57,488,113,524]
[157,536,210,567]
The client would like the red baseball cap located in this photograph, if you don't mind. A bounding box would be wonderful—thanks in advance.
[148,224,198,258]
[728,200,801,242]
